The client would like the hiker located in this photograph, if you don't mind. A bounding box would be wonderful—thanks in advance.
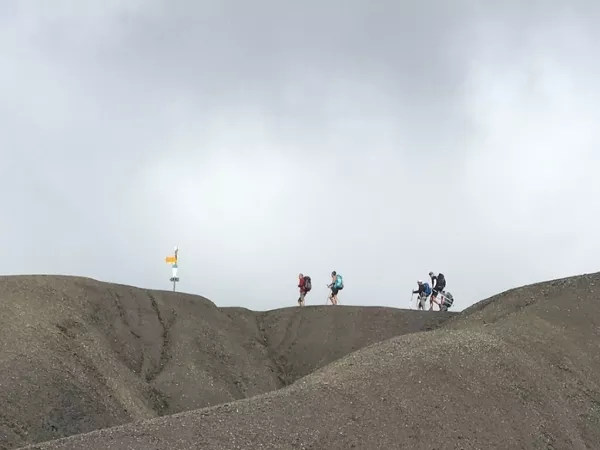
[327,271,344,305]
[429,271,446,309]
[413,280,431,310]
[433,291,454,311]
[297,273,312,306]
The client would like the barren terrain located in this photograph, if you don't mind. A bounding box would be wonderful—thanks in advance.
[14,272,600,450]
[0,275,452,449]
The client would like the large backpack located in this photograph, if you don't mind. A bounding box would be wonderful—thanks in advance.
[335,274,344,289]
[303,276,312,292]
[436,273,446,286]
[443,291,453,307]
[423,282,432,296]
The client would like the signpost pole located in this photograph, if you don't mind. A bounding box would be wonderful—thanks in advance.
[165,245,179,292]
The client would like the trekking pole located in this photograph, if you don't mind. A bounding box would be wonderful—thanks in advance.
[410,292,414,309]
[326,285,334,305]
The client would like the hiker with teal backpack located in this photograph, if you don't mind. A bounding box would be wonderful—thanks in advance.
[327,271,344,305]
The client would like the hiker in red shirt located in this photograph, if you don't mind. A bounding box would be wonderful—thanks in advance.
[297,273,312,306]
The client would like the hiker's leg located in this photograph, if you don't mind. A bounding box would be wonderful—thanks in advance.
[434,286,444,309]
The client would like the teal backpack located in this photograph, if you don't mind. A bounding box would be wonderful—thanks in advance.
[335,274,344,289]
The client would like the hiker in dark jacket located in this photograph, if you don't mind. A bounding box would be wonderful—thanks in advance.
[429,271,446,292]
[298,273,312,306]
[429,271,447,308]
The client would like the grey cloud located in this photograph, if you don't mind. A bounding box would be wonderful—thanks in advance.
[1,0,599,311]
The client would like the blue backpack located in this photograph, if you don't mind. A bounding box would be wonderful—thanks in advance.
[335,274,344,289]
[423,282,431,296]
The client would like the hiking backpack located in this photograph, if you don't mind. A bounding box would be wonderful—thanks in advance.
[303,276,312,292]
[335,274,344,289]
[423,282,431,296]
[443,291,454,307]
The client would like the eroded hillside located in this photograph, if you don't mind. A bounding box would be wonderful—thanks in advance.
[0,275,453,449]
[19,272,600,450]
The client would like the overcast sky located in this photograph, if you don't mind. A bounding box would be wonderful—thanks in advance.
[1,1,599,311]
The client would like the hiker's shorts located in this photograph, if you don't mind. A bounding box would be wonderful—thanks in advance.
[331,286,340,295]
[432,283,445,295]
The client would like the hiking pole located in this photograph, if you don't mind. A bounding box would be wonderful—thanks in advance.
[410,292,414,309]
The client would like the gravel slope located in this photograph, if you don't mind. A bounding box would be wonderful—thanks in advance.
[18,271,600,450]
[0,275,452,449]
